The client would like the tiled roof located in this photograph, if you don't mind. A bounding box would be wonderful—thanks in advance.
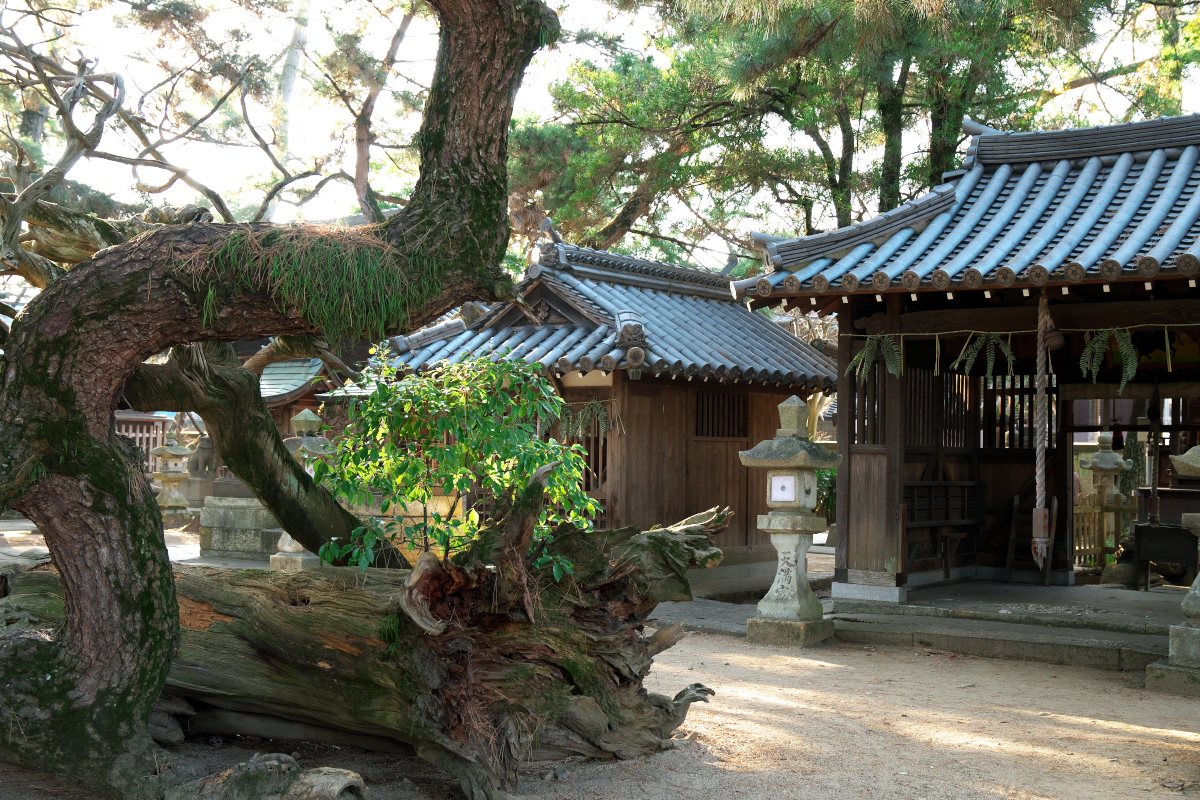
[746,114,1200,299]
[259,358,324,404]
[393,243,836,390]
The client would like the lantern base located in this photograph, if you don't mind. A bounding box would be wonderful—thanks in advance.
[747,617,834,647]
[271,551,323,572]
[1146,659,1200,697]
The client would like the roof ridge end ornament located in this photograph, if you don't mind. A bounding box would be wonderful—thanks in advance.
[962,117,1004,136]
[539,215,565,244]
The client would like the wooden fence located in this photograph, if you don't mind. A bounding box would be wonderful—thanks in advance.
[114,411,169,473]
[1073,490,1127,569]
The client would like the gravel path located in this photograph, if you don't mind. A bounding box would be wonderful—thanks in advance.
[515,633,1200,800]
[3,633,1197,799]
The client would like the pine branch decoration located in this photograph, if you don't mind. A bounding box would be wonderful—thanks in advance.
[880,334,903,377]
[1114,328,1138,394]
[845,335,902,384]
[951,332,1014,378]
[1080,330,1107,381]
[558,398,612,444]
[1078,328,1140,394]
[845,335,878,384]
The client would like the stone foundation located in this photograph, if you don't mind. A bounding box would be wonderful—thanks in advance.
[199,497,281,560]
[747,618,834,647]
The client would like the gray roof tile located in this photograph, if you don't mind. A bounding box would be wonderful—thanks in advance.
[259,358,323,404]
[396,243,836,390]
[751,114,1200,298]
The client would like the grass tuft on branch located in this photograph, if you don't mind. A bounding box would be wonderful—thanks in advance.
[180,224,442,342]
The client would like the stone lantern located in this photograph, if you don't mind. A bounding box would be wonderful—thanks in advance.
[151,428,195,526]
[283,409,336,474]
[739,396,842,646]
[1146,512,1200,697]
[271,409,335,572]
[1079,432,1133,502]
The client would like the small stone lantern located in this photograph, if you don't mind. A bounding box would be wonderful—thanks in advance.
[739,396,842,646]
[151,428,193,510]
[1080,432,1133,503]
[283,409,336,474]
[271,409,335,572]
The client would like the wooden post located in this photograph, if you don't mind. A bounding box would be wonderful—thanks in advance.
[834,304,854,580]
[1054,388,1073,580]
[607,370,627,529]
[885,294,906,582]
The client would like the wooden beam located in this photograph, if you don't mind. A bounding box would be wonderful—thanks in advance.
[1059,382,1200,400]
[855,298,1200,336]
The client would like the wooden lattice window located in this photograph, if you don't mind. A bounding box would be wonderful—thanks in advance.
[981,374,1057,450]
[695,392,748,439]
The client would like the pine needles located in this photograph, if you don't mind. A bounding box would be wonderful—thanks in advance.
[180,225,442,343]
[1080,328,1139,394]
[559,398,612,444]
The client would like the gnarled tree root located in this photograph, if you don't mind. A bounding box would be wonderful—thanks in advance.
[1,509,729,800]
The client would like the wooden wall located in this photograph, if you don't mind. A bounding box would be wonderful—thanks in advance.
[608,371,798,555]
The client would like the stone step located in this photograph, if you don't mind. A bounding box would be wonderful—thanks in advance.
[649,599,1169,672]
[831,613,1166,672]
[832,596,1175,636]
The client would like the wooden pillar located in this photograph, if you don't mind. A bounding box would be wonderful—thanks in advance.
[885,294,907,580]
[834,304,854,580]
[607,370,627,529]
[1054,384,1074,577]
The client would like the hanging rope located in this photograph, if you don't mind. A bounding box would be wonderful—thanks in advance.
[1032,288,1050,569]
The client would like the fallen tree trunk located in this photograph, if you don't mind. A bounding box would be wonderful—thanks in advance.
[0,508,727,799]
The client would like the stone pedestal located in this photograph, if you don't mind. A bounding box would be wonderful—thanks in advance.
[747,617,835,647]
[748,524,833,646]
[199,496,281,560]
[1146,513,1200,696]
[183,477,215,508]
[270,531,322,572]
[756,523,824,621]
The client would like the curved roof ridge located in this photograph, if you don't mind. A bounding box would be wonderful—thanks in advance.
[764,183,957,271]
[537,241,731,291]
[970,113,1200,165]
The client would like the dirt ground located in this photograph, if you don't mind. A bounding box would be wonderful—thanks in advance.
[3,633,1198,799]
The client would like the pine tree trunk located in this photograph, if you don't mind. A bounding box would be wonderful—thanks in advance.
[876,53,909,213]
[0,0,560,794]
[123,343,409,568]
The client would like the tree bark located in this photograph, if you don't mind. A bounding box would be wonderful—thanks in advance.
[0,0,560,795]
[876,52,910,213]
[355,5,418,224]
[1,508,729,800]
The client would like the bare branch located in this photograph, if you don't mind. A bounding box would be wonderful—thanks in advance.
[86,151,235,222]
[250,169,320,223]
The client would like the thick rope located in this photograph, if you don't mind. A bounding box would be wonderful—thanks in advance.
[1033,288,1050,567]
[1035,290,1048,511]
